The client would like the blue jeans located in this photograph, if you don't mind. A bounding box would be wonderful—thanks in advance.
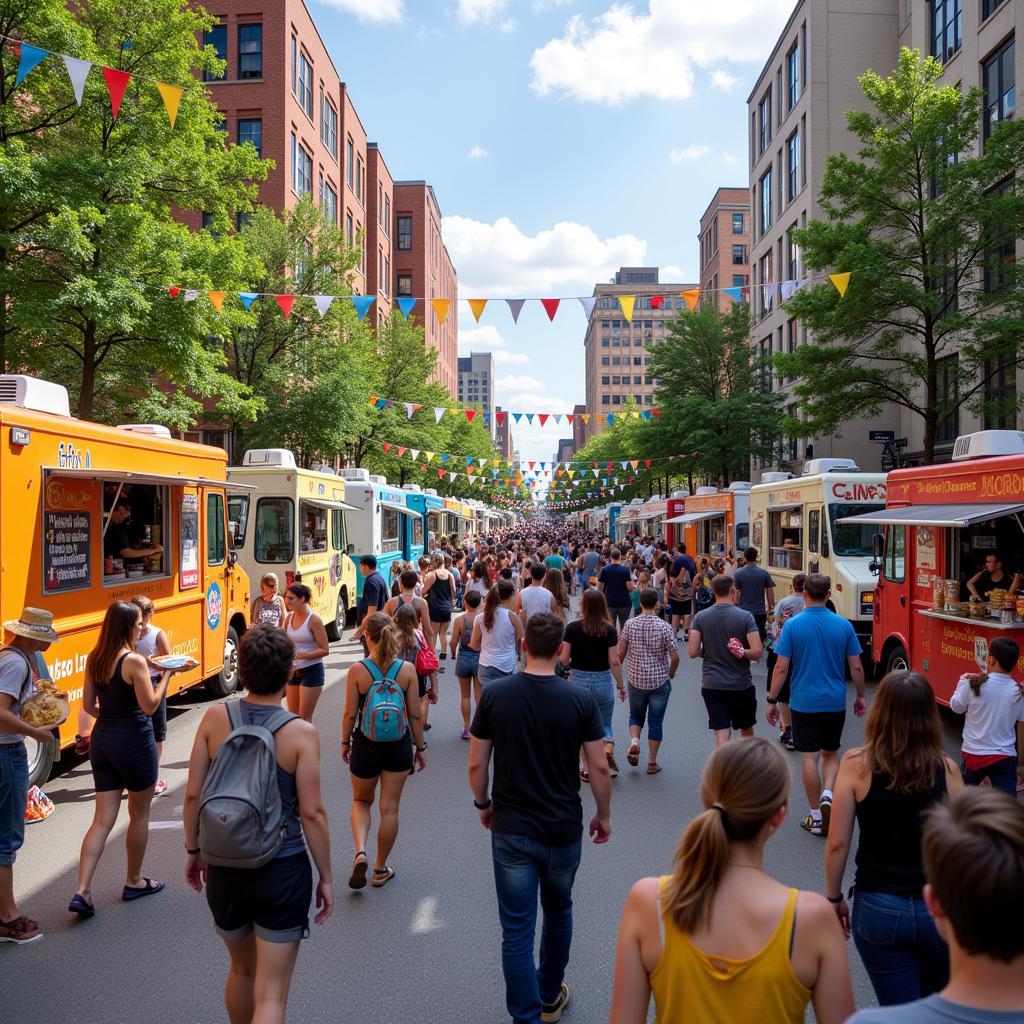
[0,743,29,866]
[570,668,614,742]
[479,664,513,685]
[491,832,583,1024]
[628,680,672,742]
[853,891,949,1006]
[962,755,1018,797]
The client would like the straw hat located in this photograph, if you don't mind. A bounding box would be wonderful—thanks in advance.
[4,608,59,644]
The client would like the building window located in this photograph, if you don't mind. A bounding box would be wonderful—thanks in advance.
[732,274,747,288]
[236,211,252,232]
[384,196,390,235]
[786,130,800,201]
[296,51,313,118]
[983,0,1008,17]
[203,24,226,81]
[320,93,337,159]
[758,88,772,154]
[292,136,312,196]
[346,138,354,187]
[320,180,337,223]
[202,211,214,230]
[931,0,962,62]
[732,243,746,265]
[356,158,363,203]
[787,225,800,279]
[237,118,262,157]
[732,212,744,234]
[984,359,1017,429]
[786,41,799,110]
[345,212,353,247]
[397,274,412,296]
[238,24,262,80]
[983,38,1015,143]
[936,355,960,444]
[397,215,412,251]
[985,180,1016,292]
[760,169,773,232]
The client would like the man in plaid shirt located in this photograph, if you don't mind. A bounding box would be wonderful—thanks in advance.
[618,588,679,775]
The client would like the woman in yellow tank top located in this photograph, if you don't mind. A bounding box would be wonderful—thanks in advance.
[608,738,854,1023]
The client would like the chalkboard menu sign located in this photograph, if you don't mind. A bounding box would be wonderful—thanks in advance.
[44,510,91,593]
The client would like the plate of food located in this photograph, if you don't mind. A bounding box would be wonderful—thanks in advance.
[21,690,70,729]
[150,654,200,671]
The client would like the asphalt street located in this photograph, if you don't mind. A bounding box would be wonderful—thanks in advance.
[6,625,968,1024]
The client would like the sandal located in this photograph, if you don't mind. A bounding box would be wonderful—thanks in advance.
[348,852,369,890]
[372,865,396,888]
[122,877,165,902]
[74,734,90,756]
[627,741,641,767]
[646,762,663,775]
[67,894,95,917]
[580,766,590,783]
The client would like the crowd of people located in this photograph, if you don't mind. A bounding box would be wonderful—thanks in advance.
[0,521,1023,1024]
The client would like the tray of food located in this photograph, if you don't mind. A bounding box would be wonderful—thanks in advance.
[21,683,70,728]
[150,654,200,671]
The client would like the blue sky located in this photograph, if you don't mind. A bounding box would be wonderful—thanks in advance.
[311,0,794,460]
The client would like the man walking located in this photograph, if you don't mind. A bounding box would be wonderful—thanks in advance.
[767,573,866,837]
[766,573,807,750]
[469,613,611,1024]
[353,555,390,654]
[516,563,560,626]
[667,544,698,639]
[598,548,632,629]
[688,575,763,748]
[733,546,776,642]
[577,542,601,591]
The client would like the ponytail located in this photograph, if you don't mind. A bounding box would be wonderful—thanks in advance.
[482,585,501,630]
[662,738,789,934]
[364,612,399,668]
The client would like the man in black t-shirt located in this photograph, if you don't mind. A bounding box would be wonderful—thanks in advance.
[598,547,632,629]
[470,613,611,1024]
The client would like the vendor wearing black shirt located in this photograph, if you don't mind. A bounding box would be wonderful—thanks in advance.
[967,552,1020,601]
[104,499,163,565]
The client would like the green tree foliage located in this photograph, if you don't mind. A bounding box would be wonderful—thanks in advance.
[777,48,1024,463]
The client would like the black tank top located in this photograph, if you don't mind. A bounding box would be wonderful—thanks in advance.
[426,572,453,614]
[854,764,947,894]
[96,652,149,725]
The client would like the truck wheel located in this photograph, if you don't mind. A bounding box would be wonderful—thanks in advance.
[207,626,240,698]
[326,592,346,642]
[26,732,57,788]
[885,644,910,674]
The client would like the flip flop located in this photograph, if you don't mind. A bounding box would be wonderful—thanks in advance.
[372,865,396,888]
[348,853,369,890]
[67,894,95,917]
[627,742,641,767]
[646,763,663,775]
[122,878,165,902]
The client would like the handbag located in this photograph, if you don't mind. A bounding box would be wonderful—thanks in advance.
[414,632,439,675]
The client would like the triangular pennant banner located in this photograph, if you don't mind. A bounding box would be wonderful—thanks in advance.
[650,294,664,309]
[577,296,597,319]
[431,298,450,324]
[425,452,435,463]
[566,414,574,424]
[411,450,421,461]
[383,443,392,453]
[351,295,375,320]
[506,298,525,323]
[496,411,506,424]
[540,298,560,321]
[62,55,91,105]
[581,413,591,423]
[526,414,534,424]
[397,297,416,319]
[538,414,549,426]
[434,407,446,423]
[15,44,49,86]
[468,299,488,322]
[403,403,416,419]
[829,272,852,298]
[184,289,200,302]
[314,294,334,316]
[465,409,476,423]
[722,286,743,302]
[396,447,407,458]
[208,290,225,312]
[101,66,132,120]
[275,295,296,318]
[682,288,700,311]
[155,81,183,128]
[239,292,259,309]
[618,295,636,321]
[512,413,523,424]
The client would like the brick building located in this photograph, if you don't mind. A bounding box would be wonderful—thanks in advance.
[495,406,514,459]
[698,188,750,311]
[571,403,587,452]
[366,143,393,323]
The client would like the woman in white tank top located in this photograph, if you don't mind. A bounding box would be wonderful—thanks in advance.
[470,579,522,685]
[284,582,330,723]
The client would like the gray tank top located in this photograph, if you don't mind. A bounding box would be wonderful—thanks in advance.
[459,613,476,649]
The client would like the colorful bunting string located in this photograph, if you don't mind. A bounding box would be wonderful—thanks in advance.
[367,395,662,427]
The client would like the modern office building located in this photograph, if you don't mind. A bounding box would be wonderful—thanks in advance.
[495,406,514,459]
[571,403,588,452]
[555,439,575,464]
[458,352,496,431]
[699,188,751,311]
[394,181,459,396]
[582,267,697,443]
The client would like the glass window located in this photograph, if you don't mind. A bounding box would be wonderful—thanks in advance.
[758,89,772,154]
[238,24,262,79]
[320,94,337,158]
[331,509,345,551]
[732,243,746,265]
[787,130,800,200]
[397,273,412,296]
[299,501,328,554]
[255,497,294,563]
[381,507,400,553]
[808,509,819,553]
[295,142,312,196]
[786,41,799,109]
[228,495,249,548]
[601,395,610,405]
[985,180,1016,292]
[346,138,354,186]
[320,180,337,223]
[885,525,906,583]
[238,118,262,157]
[768,508,803,570]
[931,0,962,62]
[760,169,773,232]
[601,356,609,366]
[207,492,226,566]
[984,38,1015,143]
[984,358,1017,428]
[290,35,297,95]
[829,504,881,557]
[397,215,412,251]
[732,212,744,234]
[345,212,353,246]
[936,354,960,444]
[984,0,1008,16]
[297,51,313,118]
[733,274,747,288]
[411,518,424,548]
[203,24,226,81]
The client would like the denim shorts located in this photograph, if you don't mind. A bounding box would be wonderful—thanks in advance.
[570,668,615,742]
[0,742,29,866]
[479,664,513,685]
[290,662,325,688]
[455,648,480,679]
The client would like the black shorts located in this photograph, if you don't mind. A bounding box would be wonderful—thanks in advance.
[90,720,158,793]
[790,709,847,753]
[206,852,312,944]
[753,613,768,643]
[349,730,414,779]
[765,649,791,705]
[669,598,691,617]
[151,688,168,743]
[429,611,452,624]
[701,687,757,732]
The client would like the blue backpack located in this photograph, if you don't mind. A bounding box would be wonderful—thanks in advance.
[359,659,408,742]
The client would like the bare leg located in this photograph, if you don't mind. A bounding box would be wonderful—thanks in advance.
[648,738,662,764]
[285,685,300,715]
[222,932,257,1024]
[780,702,792,729]
[375,770,410,871]
[802,752,822,811]
[75,789,123,902]
[298,686,322,723]
[0,865,16,921]
[125,786,157,888]
[821,749,841,793]
[713,729,731,748]
[349,775,377,856]
[458,676,472,730]
[739,727,754,739]
[251,936,302,1024]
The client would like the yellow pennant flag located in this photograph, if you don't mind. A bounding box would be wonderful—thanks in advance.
[567,470,575,478]
[424,452,434,462]
[581,413,591,423]
[681,288,700,311]
[208,290,225,311]
[829,272,852,298]
[156,82,183,129]
[468,299,488,322]
[431,298,451,325]
[631,411,640,419]
[618,295,636,321]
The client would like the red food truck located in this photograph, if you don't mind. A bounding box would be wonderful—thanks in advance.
[840,430,1024,704]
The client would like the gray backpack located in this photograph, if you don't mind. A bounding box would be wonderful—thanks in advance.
[198,702,297,869]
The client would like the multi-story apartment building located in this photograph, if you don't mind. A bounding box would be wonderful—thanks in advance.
[366,143,393,323]
[582,267,697,443]
[699,188,751,311]
[747,0,900,476]
[495,406,514,459]
[394,181,459,396]
[571,403,588,452]
[458,352,496,431]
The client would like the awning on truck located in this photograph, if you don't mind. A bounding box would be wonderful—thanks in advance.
[380,500,421,518]
[836,503,1024,528]
[664,510,726,525]
[44,467,252,489]
[298,496,359,513]
[765,502,802,514]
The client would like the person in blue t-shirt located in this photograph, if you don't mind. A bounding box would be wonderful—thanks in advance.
[767,573,866,838]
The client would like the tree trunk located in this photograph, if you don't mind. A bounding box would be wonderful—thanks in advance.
[78,322,97,421]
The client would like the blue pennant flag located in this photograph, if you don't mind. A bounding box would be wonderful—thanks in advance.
[606,414,615,426]
[375,398,388,410]
[641,410,653,421]
[465,457,474,466]
[351,295,375,320]
[440,453,450,463]
[239,292,259,309]
[397,297,416,319]
[16,44,49,86]
[722,286,743,302]
[512,413,523,424]
[483,412,490,424]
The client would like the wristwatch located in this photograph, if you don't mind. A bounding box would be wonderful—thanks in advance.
[474,798,492,810]
[416,743,427,752]
[826,894,844,904]
[766,696,779,705]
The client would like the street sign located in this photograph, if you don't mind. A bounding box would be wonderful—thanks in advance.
[895,437,908,448]
[881,455,895,472]
[869,430,895,442]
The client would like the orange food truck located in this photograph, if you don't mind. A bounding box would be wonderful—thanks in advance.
[841,430,1024,704]
[0,375,251,783]
[665,483,751,560]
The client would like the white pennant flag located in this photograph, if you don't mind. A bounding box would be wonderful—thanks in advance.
[314,294,334,316]
[577,296,597,319]
[434,407,446,424]
[404,403,416,419]
[184,289,200,302]
[410,449,420,461]
[449,472,459,482]
[63,55,92,105]
[553,414,562,424]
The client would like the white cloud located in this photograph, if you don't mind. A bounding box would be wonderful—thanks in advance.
[317,0,404,23]
[507,393,573,413]
[659,264,695,283]
[467,145,490,159]
[669,144,711,162]
[720,152,740,165]
[497,374,545,392]
[530,0,793,104]
[442,214,645,295]
[457,0,508,24]
[711,69,740,91]
[458,324,531,365]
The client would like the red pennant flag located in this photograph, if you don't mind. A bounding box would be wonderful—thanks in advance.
[383,443,392,453]
[169,286,181,298]
[438,469,447,479]
[529,462,536,470]
[651,294,664,309]
[465,409,476,423]
[652,408,661,417]
[420,463,428,471]
[102,67,132,120]
[397,447,407,458]
[566,414,574,424]
[496,411,506,424]
[538,414,550,426]
[540,298,560,321]
[607,461,614,470]
[644,459,652,469]
[275,294,296,318]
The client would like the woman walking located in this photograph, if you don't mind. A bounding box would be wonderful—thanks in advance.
[392,603,433,734]
[609,737,853,1023]
[450,590,483,740]
[69,601,188,915]
[284,582,330,723]
[825,670,962,1006]
[131,596,171,797]
[341,613,426,890]
[422,553,456,664]
[464,561,490,602]
[471,579,523,685]
[543,567,569,622]
[562,589,625,780]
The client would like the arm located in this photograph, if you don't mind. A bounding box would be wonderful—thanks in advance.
[469,616,483,653]
[155,629,172,659]
[449,616,463,659]
[416,599,432,639]
[126,653,170,715]
[847,654,867,716]
[511,611,525,644]
[0,692,56,744]
[340,666,362,761]
[944,756,966,793]
[966,569,984,599]
[824,752,860,937]
[743,629,763,663]
[560,641,572,669]
[295,615,330,661]
[608,881,655,1024]
[119,543,162,558]
[293,725,334,925]
[617,630,629,663]
[583,737,612,841]
[401,664,426,764]
[765,586,776,611]
[608,646,624,691]
[668,648,680,679]
[183,709,214,891]
[687,626,703,660]
[949,675,971,715]
[805,896,856,1024]
[767,654,791,727]
[468,736,494,828]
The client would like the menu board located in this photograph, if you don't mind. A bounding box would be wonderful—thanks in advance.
[180,494,199,589]
[44,510,91,593]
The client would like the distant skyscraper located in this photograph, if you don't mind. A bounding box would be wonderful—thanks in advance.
[495,405,514,458]
[457,352,496,434]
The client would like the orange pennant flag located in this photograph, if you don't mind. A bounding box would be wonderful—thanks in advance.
[829,272,852,298]
[431,298,451,325]
[618,295,636,321]
[468,299,488,322]
[208,290,225,312]
[156,82,183,128]
[681,288,700,311]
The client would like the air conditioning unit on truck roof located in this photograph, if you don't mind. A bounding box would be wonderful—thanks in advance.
[728,481,752,491]
[368,475,388,485]
[695,486,718,496]
[117,424,172,438]
[803,458,859,475]
[952,430,1024,461]
[242,448,297,468]
[0,375,71,417]
[760,471,794,483]
[339,467,370,482]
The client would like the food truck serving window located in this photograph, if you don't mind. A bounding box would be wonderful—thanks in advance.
[411,517,424,548]
[100,480,170,587]
[381,507,400,553]
[255,497,294,563]
[768,508,803,571]
[299,500,328,554]
[829,504,880,557]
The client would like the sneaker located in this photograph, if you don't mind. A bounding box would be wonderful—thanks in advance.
[779,727,795,750]
[800,813,824,837]
[606,750,619,778]
[0,916,43,944]
[153,779,168,798]
[818,794,832,837]
[459,729,471,741]
[541,982,570,1023]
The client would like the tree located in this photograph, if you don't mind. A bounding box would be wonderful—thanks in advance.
[647,301,781,484]
[777,48,1024,463]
